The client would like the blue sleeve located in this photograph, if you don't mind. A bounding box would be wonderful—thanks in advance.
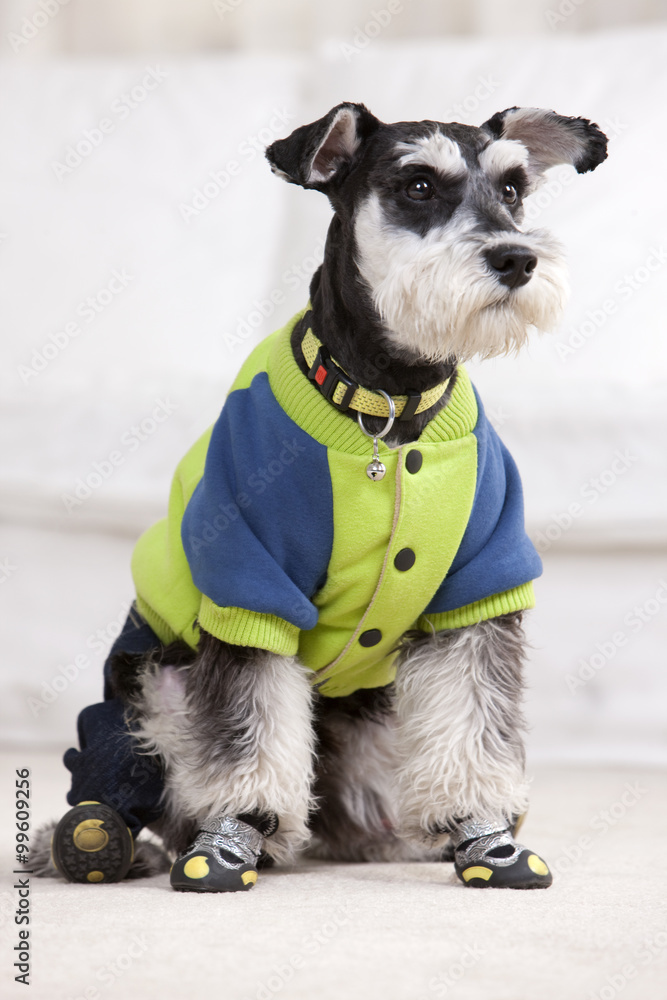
[426,389,542,614]
[181,373,333,630]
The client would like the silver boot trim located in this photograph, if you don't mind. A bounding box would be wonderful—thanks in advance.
[454,827,524,870]
[453,818,509,842]
[179,815,264,870]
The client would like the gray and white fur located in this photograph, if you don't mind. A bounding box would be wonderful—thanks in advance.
[128,636,316,864]
[393,615,530,846]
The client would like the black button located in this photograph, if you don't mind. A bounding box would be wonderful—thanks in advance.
[406,450,423,474]
[394,548,416,572]
[359,629,382,647]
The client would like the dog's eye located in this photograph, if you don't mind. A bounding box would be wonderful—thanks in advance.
[406,178,434,201]
[502,183,518,206]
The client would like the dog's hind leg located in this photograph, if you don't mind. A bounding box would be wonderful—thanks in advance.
[132,632,316,892]
[31,819,172,880]
[394,614,552,889]
[307,687,410,862]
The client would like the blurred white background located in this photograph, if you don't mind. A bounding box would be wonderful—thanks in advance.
[1,0,666,765]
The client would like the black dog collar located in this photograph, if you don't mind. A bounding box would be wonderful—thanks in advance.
[301,327,450,421]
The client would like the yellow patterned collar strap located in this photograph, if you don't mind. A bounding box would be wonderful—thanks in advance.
[301,327,451,421]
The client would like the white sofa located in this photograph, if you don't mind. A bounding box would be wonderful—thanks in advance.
[1,25,665,761]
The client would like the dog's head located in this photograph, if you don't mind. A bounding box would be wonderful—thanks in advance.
[266,103,607,363]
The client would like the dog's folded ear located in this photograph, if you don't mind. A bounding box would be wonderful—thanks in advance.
[481,107,608,177]
[266,102,380,190]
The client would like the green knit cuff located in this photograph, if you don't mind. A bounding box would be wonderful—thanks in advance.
[135,595,180,647]
[198,596,300,656]
[416,582,536,632]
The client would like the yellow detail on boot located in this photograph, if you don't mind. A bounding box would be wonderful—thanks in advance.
[527,854,549,876]
[241,871,258,886]
[183,856,210,879]
[76,801,101,805]
[86,871,105,882]
[73,820,109,852]
[462,866,493,882]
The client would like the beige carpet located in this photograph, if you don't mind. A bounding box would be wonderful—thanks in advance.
[1,751,666,1000]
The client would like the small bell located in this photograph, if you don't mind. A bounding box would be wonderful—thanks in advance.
[365,433,386,481]
[357,391,396,484]
[366,456,386,481]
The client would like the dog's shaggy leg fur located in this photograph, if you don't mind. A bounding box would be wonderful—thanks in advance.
[308,688,408,862]
[29,822,59,878]
[394,615,530,847]
[307,689,453,863]
[131,633,316,864]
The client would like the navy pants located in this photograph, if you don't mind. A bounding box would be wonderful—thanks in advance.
[63,606,168,836]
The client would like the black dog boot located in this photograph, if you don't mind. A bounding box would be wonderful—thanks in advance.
[170,814,274,893]
[453,819,552,889]
[51,801,134,883]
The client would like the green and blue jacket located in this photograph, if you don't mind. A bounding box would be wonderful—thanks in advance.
[132,307,541,697]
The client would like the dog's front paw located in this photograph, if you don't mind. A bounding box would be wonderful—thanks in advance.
[453,821,552,890]
[170,815,263,893]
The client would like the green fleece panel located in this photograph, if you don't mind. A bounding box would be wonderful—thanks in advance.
[297,448,400,679]
[230,324,288,393]
[299,436,478,697]
[131,428,213,650]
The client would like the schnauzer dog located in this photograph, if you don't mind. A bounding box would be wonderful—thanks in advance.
[35,103,607,891]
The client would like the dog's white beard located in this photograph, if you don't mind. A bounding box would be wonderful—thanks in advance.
[354,193,569,362]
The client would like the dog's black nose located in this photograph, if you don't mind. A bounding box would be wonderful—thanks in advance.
[484,246,537,289]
